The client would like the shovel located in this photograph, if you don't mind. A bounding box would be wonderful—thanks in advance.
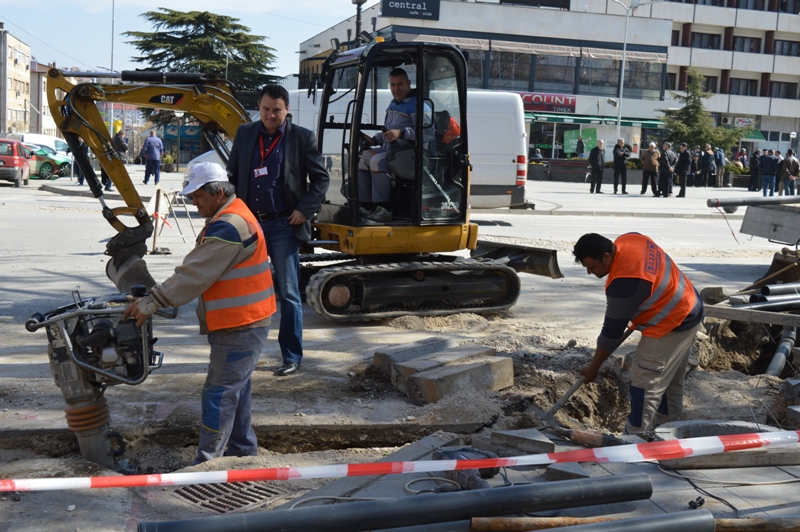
[532,328,635,429]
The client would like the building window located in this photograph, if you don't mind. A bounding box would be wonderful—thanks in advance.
[467,51,486,89]
[623,61,662,100]
[696,0,725,5]
[579,58,620,97]
[781,0,800,14]
[666,72,677,90]
[704,76,718,93]
[533,55,575,93]
[672,30,680,47]
[730,78,758,96]
[691,33,721,50]
[736,0,765,9]
[733,36,762,53]
[489,51,531,90]
[775,40,800,56]
[771,81,798,99]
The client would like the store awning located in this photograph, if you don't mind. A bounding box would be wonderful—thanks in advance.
[526,112,664,128]
[721,127,766,141]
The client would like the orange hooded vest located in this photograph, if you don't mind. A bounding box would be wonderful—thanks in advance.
[606,233,697,338]
[202,198,276,331]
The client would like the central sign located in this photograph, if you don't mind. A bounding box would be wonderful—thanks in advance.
[518,92,576,114]
[380,0,440,21]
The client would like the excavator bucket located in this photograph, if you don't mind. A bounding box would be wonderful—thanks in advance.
[471,240,563,279]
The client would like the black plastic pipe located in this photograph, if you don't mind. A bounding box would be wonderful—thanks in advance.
[138,473,653,532]
[762,282,800,296]
[767,326,797,377]
[554,509,714,532]
[707,196,800,208]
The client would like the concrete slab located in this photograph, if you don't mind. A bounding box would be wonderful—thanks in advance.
[786,405,800,425]
[491,428,555,454]
[406,356,514,406]
[648,486,768,518]
[373,337,459,375]
[724,485,800,517]
[392,345,495,393]
[545,462,591,481]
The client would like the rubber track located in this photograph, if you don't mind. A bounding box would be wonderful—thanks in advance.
[299,252,353,264]
[305,260,521,322]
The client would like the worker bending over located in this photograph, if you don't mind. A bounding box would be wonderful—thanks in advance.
[572,233,704,436]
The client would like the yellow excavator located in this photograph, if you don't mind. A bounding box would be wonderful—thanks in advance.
[27,40,562,468]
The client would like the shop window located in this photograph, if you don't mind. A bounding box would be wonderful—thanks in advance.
[489,51,531,91]
[770,81,798,99]
[534,55,575,93]
[579,58,619,97]
[733,36,762,53]
[467,51,486,89]
[775,40,800,56]
[691,33,721,50]
[730,78,758,96]
[623,61,662,100]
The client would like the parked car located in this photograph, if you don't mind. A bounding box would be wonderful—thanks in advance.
[22,143,72,179]
[182,141,232,191]
[0,138,31,187]
[5,133,71,157]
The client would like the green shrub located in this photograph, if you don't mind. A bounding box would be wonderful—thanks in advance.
[725,162,748,175]
[161,153,174,165]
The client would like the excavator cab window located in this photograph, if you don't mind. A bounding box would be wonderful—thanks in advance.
[316,42,469,228]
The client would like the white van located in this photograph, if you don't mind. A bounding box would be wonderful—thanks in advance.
[184,90,528,208]
[287,89,527,209]
[5,133,70,156]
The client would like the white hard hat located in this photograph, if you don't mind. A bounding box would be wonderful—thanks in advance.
[181,162,229,195]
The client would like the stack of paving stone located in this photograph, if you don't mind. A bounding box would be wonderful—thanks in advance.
[372,337,514,405]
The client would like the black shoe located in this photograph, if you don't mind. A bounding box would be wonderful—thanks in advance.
[640,191,646,195]
[614,190,618,194]
[143,180,148,184]
[596,190,603,194]
[622,191,629,194]
[274,362,299,376]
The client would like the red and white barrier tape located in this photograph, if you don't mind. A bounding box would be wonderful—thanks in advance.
[2,429,798,492]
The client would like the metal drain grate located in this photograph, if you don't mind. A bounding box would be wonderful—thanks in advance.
[174,482,289,514]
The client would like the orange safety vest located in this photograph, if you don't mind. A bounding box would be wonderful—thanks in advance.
[605,233,697,338]
[202,199,276,331]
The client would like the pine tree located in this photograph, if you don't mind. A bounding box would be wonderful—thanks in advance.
[124,9,277,92]
[660,68,749,152]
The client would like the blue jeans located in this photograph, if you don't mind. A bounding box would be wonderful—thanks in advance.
[763,174,776,196]
[195,326,269,464]
[144,158,161,184]
[261,217,303,365]
[784,177,797,195]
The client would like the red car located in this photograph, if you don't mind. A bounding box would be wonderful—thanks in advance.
[0,138,31,187]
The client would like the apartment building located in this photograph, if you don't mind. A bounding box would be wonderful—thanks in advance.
[0,22,31,134]
[29,60,58,136]
[298,0,800,157]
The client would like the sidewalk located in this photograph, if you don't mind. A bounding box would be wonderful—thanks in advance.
[38,164,766,219]
[523,179,759,219]
[38,164,187,203]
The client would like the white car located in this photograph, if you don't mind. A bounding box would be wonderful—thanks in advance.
[182,142,231,191]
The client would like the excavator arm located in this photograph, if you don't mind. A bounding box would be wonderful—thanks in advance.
[46,69,250,291]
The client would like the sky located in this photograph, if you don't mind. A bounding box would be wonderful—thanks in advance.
[0,0,372,78]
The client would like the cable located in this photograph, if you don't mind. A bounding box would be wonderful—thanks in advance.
[0,15,94,69]
[659,465,740,518]
[404,477,460,494]
[289,495,386,509]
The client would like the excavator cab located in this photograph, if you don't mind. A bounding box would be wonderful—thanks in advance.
[312,41,474,255]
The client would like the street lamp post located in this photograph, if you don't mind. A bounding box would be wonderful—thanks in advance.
[611,0,661,141]
[352,0,368,44]
[174,111,184,173]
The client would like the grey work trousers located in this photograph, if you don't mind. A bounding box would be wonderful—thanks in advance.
[195,326,269,464]
[624,322,702,437]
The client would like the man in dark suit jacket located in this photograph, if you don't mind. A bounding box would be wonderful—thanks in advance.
[227,84,330,376]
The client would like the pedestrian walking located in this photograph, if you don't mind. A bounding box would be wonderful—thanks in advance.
[674,142,692,198]
[140,130,164,185]
[760,149,779,197]
[699,145,715,187]
[588,140,605,194]
[641,142,660,195]
[612,138,629,194]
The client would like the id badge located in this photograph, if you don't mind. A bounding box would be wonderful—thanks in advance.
[254,166,268,178]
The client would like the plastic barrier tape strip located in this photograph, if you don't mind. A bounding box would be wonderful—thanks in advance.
[1,430,798,492]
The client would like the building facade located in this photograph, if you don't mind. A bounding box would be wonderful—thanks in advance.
[1,22,31,134]
[299,0,800,158]
[29,61,58,136]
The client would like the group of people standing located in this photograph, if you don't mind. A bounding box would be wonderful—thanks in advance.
[746,148,800,196]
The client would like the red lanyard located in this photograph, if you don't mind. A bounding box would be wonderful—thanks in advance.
[259,132,282,165]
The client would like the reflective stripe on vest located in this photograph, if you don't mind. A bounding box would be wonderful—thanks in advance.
[606,233,697,338]
[202,198,276,331]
